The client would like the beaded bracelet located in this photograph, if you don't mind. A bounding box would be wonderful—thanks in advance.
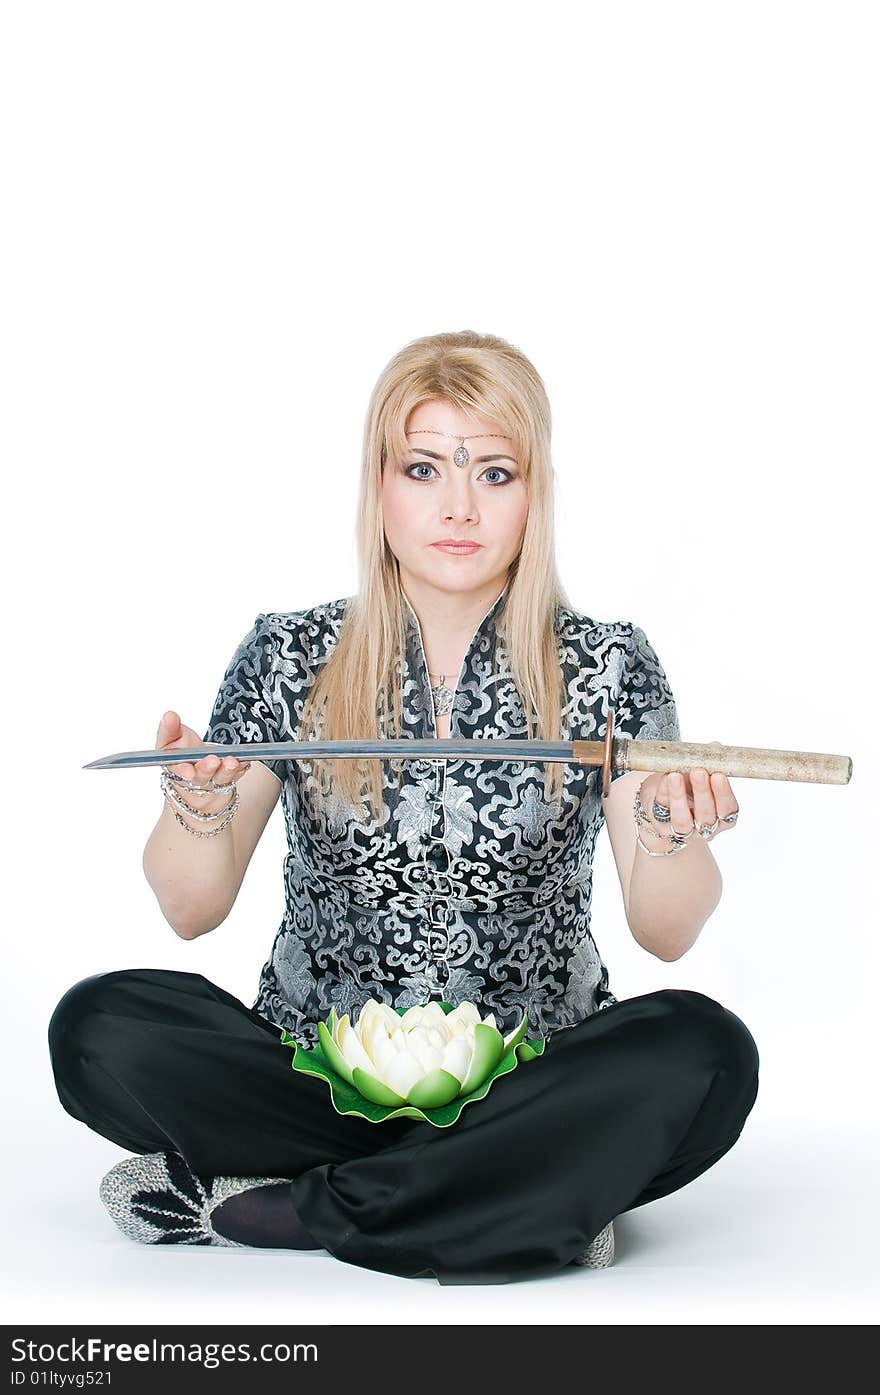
[160,767,241,838]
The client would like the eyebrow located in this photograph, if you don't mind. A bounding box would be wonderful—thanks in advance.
[406,447,518,465]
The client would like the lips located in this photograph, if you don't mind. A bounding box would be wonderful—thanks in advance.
[432,541,482,553]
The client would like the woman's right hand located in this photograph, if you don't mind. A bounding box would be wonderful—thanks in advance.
[157,710,252,813]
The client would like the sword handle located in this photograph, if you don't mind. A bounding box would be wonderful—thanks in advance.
[571,737,853,786]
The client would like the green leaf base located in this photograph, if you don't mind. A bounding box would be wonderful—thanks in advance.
[280,1001,546,1128]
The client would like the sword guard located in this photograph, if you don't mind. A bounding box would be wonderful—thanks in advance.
[602,705,616,799]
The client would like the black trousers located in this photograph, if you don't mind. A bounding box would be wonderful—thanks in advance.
[46,968,760,1286]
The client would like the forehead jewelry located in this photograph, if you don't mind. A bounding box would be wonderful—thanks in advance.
[407,429,510,469]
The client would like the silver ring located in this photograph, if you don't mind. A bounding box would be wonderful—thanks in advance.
[652,800,671,822]
[720,809,739,824]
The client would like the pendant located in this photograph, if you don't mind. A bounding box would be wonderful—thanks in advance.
[452,442,469,467]
[430,677,455,716]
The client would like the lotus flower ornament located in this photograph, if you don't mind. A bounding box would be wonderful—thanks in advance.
[281,998,546,1128]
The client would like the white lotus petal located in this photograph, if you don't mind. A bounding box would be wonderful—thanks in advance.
[399,1004,426,1029]
[442,1005,468,1028]
[503,1015,527,1049]
[420,1002,448,1030]
[403,1027,437,1071]
[357,1000,385,1035]
[409,1036,444,1073]
[425,1025,447,1050]
[333,1012,351,1048]
[362,1013,390,1047]
[370,1000,397,1028]
[391,1029,409,1053]
[481,1012,497,1030]
[383,1050,425,1098]
[441,1035,472,1084]
[362,1020,391,1068]
[447,1001,480,1027]
[403,1038,428,1070]
[372,1034,397,1075]
[339,1023,374,1074]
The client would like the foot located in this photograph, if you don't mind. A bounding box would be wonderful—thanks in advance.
[211,1181,321,1249]
[98,1150,296,1247]
[571,1218,615,1268]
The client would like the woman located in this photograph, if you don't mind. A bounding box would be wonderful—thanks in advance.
[47,330,758,1286]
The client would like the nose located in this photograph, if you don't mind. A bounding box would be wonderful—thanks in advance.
[439,477,479,523]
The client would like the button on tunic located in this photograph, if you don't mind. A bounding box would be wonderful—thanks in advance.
[202,587,680,1049]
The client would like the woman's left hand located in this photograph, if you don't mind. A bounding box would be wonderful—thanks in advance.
[636,741,740,844]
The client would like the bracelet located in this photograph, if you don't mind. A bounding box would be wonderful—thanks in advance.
[632,788,691,856]
[170,799,238,838]
[159,768,241,838]
[636,829,688,856]
[160,769,237,819]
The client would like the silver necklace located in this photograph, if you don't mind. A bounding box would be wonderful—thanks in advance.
[427,672,455,716]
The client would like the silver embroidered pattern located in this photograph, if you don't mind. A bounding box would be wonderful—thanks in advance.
[202,600,680,1047]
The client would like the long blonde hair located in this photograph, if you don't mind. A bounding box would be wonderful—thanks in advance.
[299,329,574,824]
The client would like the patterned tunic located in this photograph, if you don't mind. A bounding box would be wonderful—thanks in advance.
[202,584,680,1048]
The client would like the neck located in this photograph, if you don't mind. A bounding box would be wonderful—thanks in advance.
[400,572,507,670]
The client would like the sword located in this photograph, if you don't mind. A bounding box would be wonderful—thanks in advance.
[83,709,853,799]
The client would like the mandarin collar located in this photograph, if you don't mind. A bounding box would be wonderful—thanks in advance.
[401,582,508,740]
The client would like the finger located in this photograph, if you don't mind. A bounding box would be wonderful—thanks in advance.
[187,754,226,790]
[158,714,193,778]
[647,773,674,826]
[158,710,180,737]
[653,772,672,807]
[636,771,662,806]
[667,772,694,835]
[212,758,250,788]
[689,767,718,831]
[710,771,739,826]
[157,712,180,756]
[200,755,251,789]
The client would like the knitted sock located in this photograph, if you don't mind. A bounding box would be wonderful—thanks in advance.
[211,1182,322,1249]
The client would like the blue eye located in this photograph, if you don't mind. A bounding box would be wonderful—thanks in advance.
[404,463,513,485]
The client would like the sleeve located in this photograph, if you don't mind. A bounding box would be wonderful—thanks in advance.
[201,613,286,785]
[608,623,681,783]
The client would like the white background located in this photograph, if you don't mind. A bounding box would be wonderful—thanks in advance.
[2,0,876,1326]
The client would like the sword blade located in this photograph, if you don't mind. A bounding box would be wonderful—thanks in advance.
[84,738,586,769]
[81,735,853,784]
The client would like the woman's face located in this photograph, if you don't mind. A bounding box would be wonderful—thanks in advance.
[381,399,529,602]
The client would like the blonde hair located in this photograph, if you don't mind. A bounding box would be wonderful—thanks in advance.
[299,329,574,825]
